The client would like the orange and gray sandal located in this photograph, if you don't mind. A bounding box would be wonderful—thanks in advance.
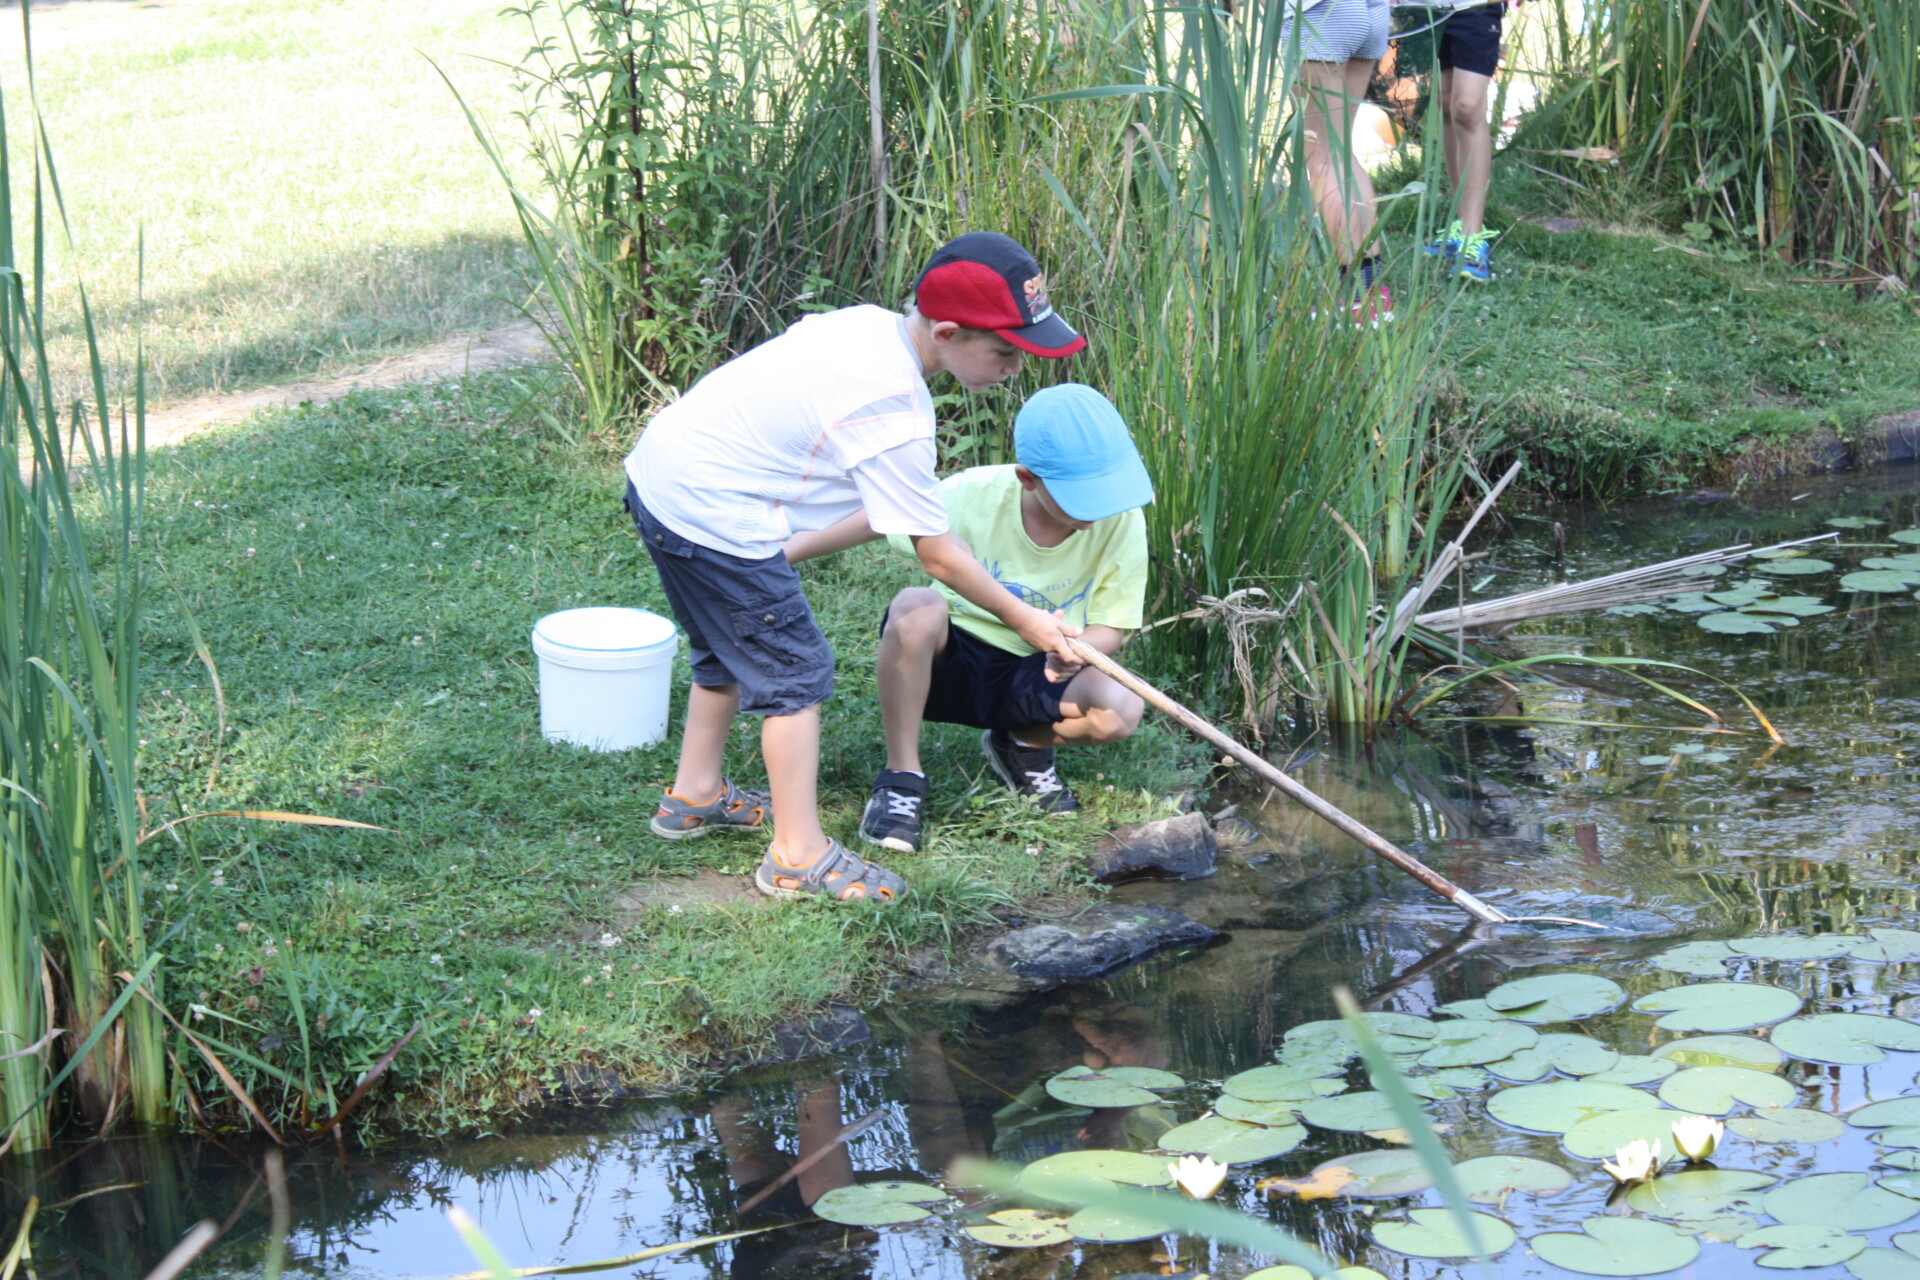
[753,840,906,904]
[649,778,769,841]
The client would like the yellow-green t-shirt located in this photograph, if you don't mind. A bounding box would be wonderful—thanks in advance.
[887,465,1149,655]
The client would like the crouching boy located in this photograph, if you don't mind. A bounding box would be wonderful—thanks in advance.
[785,384,1152,853]
[625,233,1087,905]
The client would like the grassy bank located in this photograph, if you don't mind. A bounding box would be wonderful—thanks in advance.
[129,372,1200,1135]
[1,0,533,407]
[1376,164,1920,499]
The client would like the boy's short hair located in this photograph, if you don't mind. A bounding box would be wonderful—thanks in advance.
[1013,384,1153,522]
[914,232,1086,358]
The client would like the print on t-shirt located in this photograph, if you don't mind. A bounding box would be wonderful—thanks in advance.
[984,559,1092,621]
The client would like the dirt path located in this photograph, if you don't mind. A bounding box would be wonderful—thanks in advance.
[146,318,552,450]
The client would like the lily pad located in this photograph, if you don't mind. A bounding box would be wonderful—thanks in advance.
[1651,941,1735,977]
[1862,554,1920,571]
[1018,1150,1176,1189]
[1429,1066,1491,1090]
[1676,1212,1764,1242]
[1215,1095,1309,1126]
[1371,1207,1516,1259]
[1849,1249,1920,1280]
[1665,593,1726,613]
[1772,1013,1920,1065]
[1066,1200,1174,1243]
[1755,557,1835,575]
[1632,981,1801,1032]
[1487,1079,1665,1134]
[1531,1216,1701,1277]
[1893,529,1920,545]
[1045,1068,1165,1109]
[1738,1223,1868,1269]
[1843,570,1920,593]
[1371,1071,1458,1100]
[1244,1268,1389,1280]
[1487,1034,1620,1082]
[1564,1108,1690,1160]
[1626,1169,1777,1219]
[1726,934,1860,960]
[1852,1098,1920,1129]
[1850,929,1920,963]
[1638,754,1680,767]
[1740,596,1835,617]
[1658,1066,1799,1115]
[1417,1019,1539,1067]
[1300,1091,1404,1134]
[1709,587,1775,606]
[1434,998,1510,1020]
[1728,1108,1847,1143]
[1700,610,1786,634]
[1652,1035,1785,1071]
[1587,1055,1681,1086]
[1828,516,1884,529]
[1880,1152,1920,1171]
[1158,1115,1306,1165]
[1484,973,1627,1024]
[1881,1127,1920,1148]
[813,1181,950,1226]
[1883,1174,1920,1199]
[1451,1154,1573,1204]
[1764,1172,1920,1229]
[1222,1063,1345,1103]
[965,1210,1074,1248]
[1310,1147,1434,1198]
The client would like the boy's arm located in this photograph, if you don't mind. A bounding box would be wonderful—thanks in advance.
[782,511,882,564]
[908,531,1081,665]
[1044,624,1129,682]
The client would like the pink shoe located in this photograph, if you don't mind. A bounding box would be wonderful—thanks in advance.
[1349,285,1395,329]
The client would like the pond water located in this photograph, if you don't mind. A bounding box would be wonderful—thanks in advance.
[12,464,1920,1279]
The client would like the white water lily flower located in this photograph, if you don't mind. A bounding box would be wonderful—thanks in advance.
[1671,1115,1724,1161]
[1170,1154,1228,1199]
[1603,1138,1665,1184]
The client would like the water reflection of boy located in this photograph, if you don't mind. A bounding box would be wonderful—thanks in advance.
[711,1078,878,1279]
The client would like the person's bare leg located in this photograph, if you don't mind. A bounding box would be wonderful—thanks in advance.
[670,683,738,800]
[1437,68,1462,196]
[794,1077,858,1207]
[1017,667,1143,747]
[1340,56,1381,257]
[1445,68,1493,236]
[876,588,950,775]
[1297,60,1363,266]
[762,704,831,871]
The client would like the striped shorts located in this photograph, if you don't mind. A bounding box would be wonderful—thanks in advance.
[1282,0,1391,62]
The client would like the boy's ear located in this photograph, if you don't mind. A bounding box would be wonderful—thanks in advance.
[1013,464,1039,490]
[928,318,963,346]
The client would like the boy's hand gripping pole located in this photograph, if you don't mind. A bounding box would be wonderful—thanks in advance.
[1066,639,1607,930]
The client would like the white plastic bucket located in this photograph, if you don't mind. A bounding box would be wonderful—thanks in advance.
[531,607,679,751]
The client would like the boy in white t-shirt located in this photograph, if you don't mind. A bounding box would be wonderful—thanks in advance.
[624,232,1086,905]
[783,384,1152,854]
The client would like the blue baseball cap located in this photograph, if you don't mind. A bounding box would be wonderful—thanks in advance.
[1012,384,1154,522]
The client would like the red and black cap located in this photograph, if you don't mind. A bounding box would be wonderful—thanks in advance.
[913,232,1086,358]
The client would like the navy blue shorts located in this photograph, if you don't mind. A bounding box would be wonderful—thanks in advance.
[888,610,1070,734]
[628,483,833,717]
[1439,4,1503,78]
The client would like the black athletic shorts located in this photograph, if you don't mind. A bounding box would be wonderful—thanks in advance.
[1439,3,1503,78]
[628,482,834,716]
[882,609,1070,733]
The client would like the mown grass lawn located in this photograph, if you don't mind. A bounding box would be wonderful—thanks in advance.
[2,0,534,407]
[131,373,1200,1134]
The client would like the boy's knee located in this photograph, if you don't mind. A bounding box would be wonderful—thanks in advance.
[1446,90,1488,124]
[1083,689,1144,743]
[883,588,949,644]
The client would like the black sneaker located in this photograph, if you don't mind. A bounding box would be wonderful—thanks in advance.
[981,730,1079,814]
[859,769,928,853]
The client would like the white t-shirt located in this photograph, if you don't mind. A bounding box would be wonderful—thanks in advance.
[625,306,949,559]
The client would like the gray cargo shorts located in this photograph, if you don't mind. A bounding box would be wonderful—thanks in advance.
[1284,0,1391,62]
[627,482,835,716]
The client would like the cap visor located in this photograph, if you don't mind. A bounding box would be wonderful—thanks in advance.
[1047,452,1155,523]
[1000,312,1087,358]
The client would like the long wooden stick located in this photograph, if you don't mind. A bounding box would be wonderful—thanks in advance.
[1068,640,1605,929]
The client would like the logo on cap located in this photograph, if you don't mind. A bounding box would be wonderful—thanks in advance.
[1023,274,1054,322]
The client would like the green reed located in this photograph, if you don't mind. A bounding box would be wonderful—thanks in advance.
[1526,0,1919,280]
[1,30,167,1150]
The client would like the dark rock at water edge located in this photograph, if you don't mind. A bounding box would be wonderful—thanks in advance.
[982,903,1223,989]
[1084,811,1219,883]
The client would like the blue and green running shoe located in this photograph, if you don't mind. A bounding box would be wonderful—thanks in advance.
[1422,220,1464,263]
[1456,230,1496,282]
